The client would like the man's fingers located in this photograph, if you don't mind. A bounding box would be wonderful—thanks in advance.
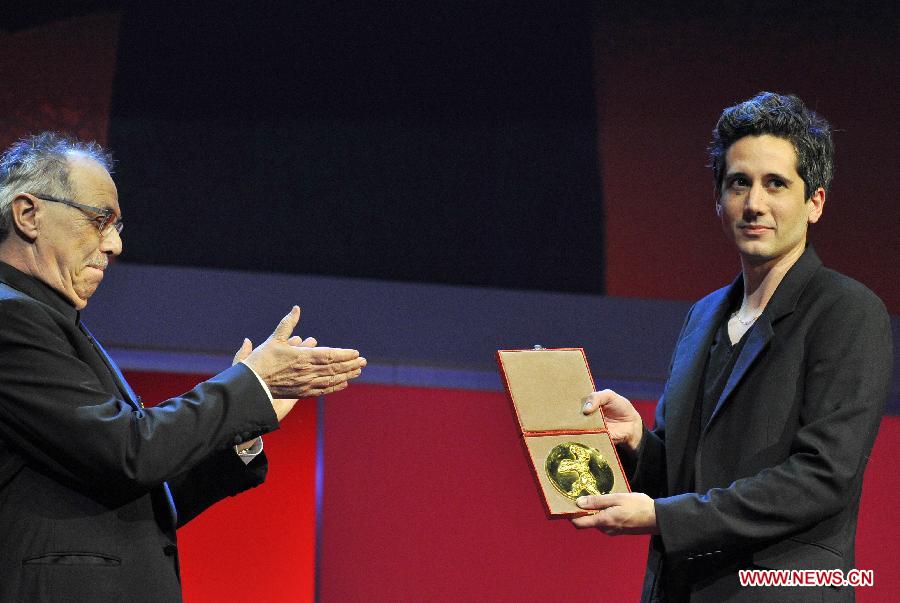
[571,493,658,535]
[258,343,365,399]
[582,389,611,414]
[311,357,367,376]
[308,368,364,390]
[582,389,627,415]
[571,512,602,529]
[297,358,366,397]
[305,346,361,364]
[571,511,621,535]
[271,306,301,342]
[575,493,626,510]
[571,497,620,532]
[316,380,351,396]
[300,368,364,397]
[301,378,354,399]
[300,337,317,347]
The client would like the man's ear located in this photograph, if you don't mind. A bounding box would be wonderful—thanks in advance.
[807,187,825,224]
[10,194,39,241]
[715,198,723,216]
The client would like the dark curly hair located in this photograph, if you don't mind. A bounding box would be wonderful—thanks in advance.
[710,92,833,200]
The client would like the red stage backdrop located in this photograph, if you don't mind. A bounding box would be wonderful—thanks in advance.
[320,384,900,601]
[124,371,317,603]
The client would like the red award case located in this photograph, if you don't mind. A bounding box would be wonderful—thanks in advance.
[496,347,631,517]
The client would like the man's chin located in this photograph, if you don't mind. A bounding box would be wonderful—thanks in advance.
[735,243,779,266]
[71,285,99,309]
[736,241,770,257]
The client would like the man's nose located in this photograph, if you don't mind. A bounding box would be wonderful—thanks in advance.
[744,182,766,215]
[100,227,123,256]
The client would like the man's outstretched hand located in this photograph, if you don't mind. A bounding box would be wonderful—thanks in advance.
[235,306,366,421]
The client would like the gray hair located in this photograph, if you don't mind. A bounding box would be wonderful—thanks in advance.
[709,92,834,200]
[0,132,113,241]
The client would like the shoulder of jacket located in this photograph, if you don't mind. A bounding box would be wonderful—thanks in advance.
[688,284,732,317]
[805,266,888,317]
[0,283,67,326]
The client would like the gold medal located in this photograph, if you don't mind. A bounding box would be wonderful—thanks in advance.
[545,442,614,499]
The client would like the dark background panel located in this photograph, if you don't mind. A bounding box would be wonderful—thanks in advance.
[0,12,119,148]
[596,0,900,311]
[108,2,604,293]
[0,1,120,34]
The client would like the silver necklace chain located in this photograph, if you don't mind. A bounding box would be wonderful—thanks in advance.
[732,310,760,326]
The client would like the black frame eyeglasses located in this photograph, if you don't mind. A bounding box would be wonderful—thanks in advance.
[30,193,123,235]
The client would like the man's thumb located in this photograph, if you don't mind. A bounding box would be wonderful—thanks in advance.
[232,338,253,365]
[271,306,301,341]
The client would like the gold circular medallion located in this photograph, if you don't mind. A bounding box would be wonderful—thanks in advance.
[545,442,614,499]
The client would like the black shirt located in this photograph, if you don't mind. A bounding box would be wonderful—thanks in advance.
[678,310,752,493]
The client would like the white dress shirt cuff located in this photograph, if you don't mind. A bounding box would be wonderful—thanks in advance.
[236,362,271,464]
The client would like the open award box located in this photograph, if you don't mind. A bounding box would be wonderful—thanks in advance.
[496,347,630,517]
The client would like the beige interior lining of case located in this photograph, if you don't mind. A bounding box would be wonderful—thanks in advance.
[498,349,604,432]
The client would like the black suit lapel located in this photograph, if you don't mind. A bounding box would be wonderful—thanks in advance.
[79,322,177,526]
[703,319,773,432]
[703,246,823,433]
[663,286,736,492]
[78,321,142,410]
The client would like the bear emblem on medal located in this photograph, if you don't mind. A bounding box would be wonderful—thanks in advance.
[545,442,614,499]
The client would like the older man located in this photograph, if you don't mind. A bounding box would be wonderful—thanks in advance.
[575,93,892,601]
[0,132,366,601]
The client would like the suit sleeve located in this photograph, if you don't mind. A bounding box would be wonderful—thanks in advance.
[0,297,279,501]
[653,288,892,557]
[168,448,269,527]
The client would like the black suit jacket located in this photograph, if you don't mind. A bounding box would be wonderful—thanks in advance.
[0,262,279,602]
[628,247,893,602]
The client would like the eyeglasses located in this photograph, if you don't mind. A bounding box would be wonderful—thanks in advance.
[31,193,123,235]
